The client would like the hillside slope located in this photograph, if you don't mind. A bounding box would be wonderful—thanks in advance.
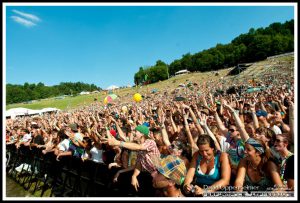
[6,53,294,111]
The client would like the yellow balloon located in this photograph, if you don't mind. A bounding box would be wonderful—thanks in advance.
[133,93,142,102]
[104,97,108,104]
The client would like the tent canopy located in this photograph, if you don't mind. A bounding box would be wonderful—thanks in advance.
[175,69,190,75]
[106,85,119,90]
[6,107,60,119]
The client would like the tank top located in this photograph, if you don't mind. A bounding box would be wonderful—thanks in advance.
[195,153,221,186]
[244,161,273,191]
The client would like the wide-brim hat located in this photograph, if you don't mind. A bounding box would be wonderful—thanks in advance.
[157,155,187,185]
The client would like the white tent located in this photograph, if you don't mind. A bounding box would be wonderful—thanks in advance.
[106,85,119,90]
[79,91,90,95]
[175,69,190,76]
[40,108,60,114]
[6,107,61,119]
[6,108,31,118]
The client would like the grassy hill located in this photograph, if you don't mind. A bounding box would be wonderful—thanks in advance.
[6,53,294,111]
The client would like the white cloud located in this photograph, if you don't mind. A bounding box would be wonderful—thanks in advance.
[12,9,41,22]
[11,16,36,27]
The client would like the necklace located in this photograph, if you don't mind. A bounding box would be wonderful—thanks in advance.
[249,161,258,171]
[204,156,214,164]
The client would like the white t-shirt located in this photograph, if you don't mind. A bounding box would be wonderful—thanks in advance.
[21,133,32,142]
[58,138,70,151]
[89,146,104,163]
[74,133,83,141]
[271,125,282,135]
[218,135,231,152]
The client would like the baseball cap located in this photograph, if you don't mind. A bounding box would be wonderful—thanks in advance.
[256,110,268,117]
[135,125,150,138]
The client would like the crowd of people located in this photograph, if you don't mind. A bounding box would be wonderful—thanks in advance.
[5,66,295,197]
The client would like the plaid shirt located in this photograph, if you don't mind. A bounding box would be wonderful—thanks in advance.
[136,139,161,174]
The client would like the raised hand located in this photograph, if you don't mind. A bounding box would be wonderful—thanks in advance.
[223,102,234,111]
[249,101,256,112]
[182,110,190,121]
[208,104,217,114]
[110,116,116,123]
[198,113,208,126]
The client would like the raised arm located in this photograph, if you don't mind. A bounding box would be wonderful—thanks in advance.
[110,116,127,142]
[182,108,198,154]
[259,96,267,112]
[249,101,259,129]
[159,113,171,147]
[198,113,221,151]
[169,110,178,133]
[223,102,250,142]
[210,104,228,136]
[185,104,205,135]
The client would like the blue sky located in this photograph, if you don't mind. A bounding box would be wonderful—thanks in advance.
[5,4,295,89]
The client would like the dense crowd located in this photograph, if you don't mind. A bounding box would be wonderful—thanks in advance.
[6,70,295,197]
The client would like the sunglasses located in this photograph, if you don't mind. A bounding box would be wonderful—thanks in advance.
[275,139,284,143]
[228,129,235,133]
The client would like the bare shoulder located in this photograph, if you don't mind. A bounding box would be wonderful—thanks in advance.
[266,159,279,171]
[219,152,229,162]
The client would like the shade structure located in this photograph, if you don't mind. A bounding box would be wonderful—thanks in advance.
[106,85,119,90]
[246,87,261,93]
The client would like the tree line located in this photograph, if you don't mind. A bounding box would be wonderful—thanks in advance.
[134,19,294,85]
[6,82,101,104]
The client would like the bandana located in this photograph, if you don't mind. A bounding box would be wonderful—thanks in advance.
[246,138,265,154]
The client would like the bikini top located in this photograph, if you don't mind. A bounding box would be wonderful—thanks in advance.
[195,152,221,186]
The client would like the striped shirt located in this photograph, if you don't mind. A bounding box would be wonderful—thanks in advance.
[136,139,161,174]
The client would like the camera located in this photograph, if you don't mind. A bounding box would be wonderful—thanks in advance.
[190,185,196,194]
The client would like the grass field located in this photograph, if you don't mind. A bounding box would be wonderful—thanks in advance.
[6,54,294,111]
